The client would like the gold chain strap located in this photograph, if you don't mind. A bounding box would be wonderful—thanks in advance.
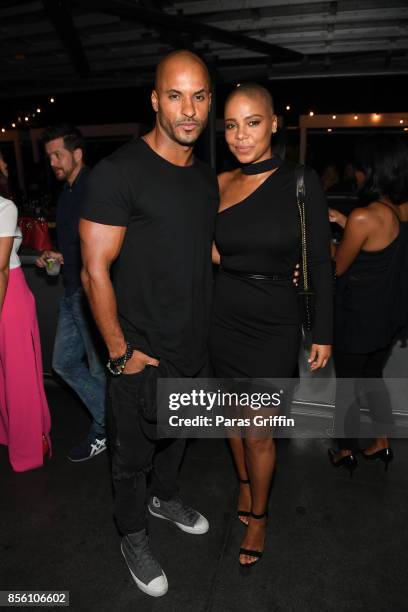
[296,170,309,291]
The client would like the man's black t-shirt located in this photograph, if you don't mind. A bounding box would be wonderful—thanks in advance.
[82,137,218,376]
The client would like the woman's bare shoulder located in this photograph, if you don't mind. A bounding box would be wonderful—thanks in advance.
[343,206,377,237]
[347,203,397,239]
[349,205,380,224]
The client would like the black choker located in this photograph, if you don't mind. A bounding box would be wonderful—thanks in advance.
[241,156,282,175]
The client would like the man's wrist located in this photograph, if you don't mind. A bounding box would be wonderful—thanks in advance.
[109,341,128,360]
[107,341,133,376]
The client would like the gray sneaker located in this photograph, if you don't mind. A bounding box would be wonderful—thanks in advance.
[121,530,168,597]
[148,496,209,534]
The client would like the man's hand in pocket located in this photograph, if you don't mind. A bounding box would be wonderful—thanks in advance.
[123,349,159,374]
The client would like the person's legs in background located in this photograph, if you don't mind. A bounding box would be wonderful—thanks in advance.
[52,288,106,461]
[70,288,106,437]
[360,346,394,461]
[0,267,51,472]
[331,349,366,467]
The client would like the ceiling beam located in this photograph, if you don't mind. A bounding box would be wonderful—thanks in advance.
[0,62,407,99]
[41,0,90,77]
[137,0,221,88]
[140,0,196,53]
[2,54,408,101]
[75,0,301,61]
[2,61,408,100]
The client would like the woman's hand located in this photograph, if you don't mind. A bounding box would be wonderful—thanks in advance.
[308,344,331,371]
[212,242,220,265]
[293,263,300,287]
[328,208,347,228]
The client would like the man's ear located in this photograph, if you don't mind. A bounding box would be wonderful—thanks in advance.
[272,114,278,134]
[151,90,159,113]
[73,148,83,165]
[208,91,212,112]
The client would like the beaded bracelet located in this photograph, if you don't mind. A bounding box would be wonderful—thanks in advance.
[106,341,133,376]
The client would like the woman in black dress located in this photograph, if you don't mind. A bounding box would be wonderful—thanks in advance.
[328,135,408,474]
[209,84,333,566]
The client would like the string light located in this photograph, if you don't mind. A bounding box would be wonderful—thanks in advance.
[3,102,405,139]
[5,98,55,131]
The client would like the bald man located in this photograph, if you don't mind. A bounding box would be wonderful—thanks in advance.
[80,51,217,597]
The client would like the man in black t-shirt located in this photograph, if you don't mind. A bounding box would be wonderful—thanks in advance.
[80,51,218,597]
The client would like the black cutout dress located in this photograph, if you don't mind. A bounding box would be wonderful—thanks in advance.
[210,161,333,379]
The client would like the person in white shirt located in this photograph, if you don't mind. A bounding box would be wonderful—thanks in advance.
[0,149,51,472]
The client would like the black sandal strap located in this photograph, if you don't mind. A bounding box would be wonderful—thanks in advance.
[237,510,250,517]
[250,511,268,520]
[238,478,250,484]
[239,548,263,558]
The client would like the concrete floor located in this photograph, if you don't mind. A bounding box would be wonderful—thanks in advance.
[1,382,407,612]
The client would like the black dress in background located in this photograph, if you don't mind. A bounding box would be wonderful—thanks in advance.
[334,219,408,354]
[210,161,333,379]
[333,214,408,450]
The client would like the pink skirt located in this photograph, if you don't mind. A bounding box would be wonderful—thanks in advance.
[0,266,51,472]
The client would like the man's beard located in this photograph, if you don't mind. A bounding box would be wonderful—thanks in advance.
[53,170,68,181]
[159,113,207,146]
[53,164,75,182]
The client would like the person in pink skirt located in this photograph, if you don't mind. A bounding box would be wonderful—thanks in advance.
[0,150,51,472]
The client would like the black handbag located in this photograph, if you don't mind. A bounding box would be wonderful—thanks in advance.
[295,166,316,332]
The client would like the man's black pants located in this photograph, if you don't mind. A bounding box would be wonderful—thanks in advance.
[107,360,210,535]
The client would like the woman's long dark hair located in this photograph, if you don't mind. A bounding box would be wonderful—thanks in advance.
[354,134,408,205]
[0,149,12,199]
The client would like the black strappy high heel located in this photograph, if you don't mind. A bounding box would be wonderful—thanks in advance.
[237,478,251,524]
[239,511,267,569]
[328,448,358,477]
[361,447,394,471]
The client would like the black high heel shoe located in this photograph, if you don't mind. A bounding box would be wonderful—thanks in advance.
[328,449,358,477]
[361,447,394,471]
[239,511,267,570]
[237,478,251,524]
